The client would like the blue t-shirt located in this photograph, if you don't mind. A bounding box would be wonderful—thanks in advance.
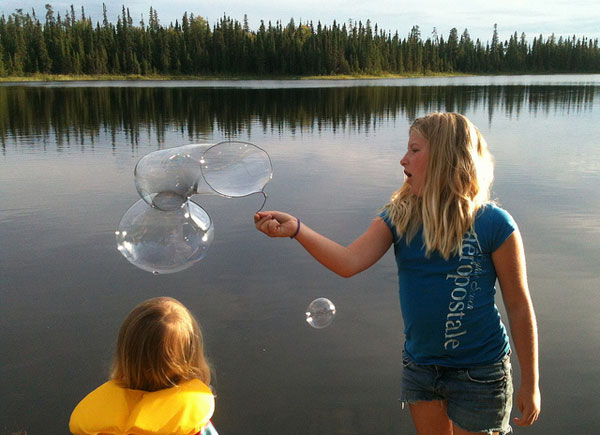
[380,203,516,367]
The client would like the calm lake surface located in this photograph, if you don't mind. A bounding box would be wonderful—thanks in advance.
[1,75,599,434]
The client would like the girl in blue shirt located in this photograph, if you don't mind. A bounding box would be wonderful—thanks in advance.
[255,112,540,434]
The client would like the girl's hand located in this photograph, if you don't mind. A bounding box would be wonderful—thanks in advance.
[513,384,541,426]
[254,211,298,238]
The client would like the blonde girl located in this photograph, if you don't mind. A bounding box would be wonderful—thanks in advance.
[255,112,540,434]
[70,297,218,435]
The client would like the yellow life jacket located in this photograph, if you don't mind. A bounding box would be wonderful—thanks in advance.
[69,378,215,435]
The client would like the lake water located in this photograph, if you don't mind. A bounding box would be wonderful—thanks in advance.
[1,75,599,434]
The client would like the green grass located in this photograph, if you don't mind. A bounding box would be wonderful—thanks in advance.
[0,71,473,82]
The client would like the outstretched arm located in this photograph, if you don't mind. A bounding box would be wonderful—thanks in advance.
[254,211,393,278]
[492,230,540,427]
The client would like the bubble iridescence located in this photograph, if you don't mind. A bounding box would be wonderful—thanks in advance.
[306,298,336,329]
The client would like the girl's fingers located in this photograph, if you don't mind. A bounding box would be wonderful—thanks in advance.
[254,212,271,222]
[254,211,294,237]
[254,214,272,227]
[254,215,279,237]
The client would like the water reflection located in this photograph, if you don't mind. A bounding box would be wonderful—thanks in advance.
[1,84,597,149]
[1,78,599,435]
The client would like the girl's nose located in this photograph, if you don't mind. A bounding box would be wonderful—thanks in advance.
[400,153,408,166]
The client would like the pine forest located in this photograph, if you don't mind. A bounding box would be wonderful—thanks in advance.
[1,4,599,78]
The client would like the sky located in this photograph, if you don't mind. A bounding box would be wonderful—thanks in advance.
[1,0,599,44]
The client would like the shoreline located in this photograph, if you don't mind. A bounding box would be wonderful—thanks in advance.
[0,72,523,83]
[0,71,595,84]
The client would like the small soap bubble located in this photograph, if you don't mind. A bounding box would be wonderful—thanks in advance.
[305,298,336,329]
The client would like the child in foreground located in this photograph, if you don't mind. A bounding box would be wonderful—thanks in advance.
[69,297,218,435]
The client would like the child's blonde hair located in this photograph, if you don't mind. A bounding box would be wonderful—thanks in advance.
[383,112,494,259]
[110,297,211,392]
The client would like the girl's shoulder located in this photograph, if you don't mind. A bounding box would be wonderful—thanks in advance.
[474,202,518,251]
[476,202,516,225]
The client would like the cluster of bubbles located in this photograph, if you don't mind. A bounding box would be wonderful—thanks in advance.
[306,298,336,329]
[116,141,272,274]
[115,141,338,328]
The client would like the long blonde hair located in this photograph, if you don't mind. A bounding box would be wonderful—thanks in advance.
[111,297,212,392]
[383,112,494,259]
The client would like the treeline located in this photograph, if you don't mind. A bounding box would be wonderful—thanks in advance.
[0,4,599,77]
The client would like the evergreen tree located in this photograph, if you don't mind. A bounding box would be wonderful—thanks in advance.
[0,41,6,76]
[490,23,502,71]
[0,3,598,77]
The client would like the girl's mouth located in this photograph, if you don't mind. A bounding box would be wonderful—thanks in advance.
[404,171,412,178]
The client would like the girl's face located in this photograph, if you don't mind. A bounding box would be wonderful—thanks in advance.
[401,130,430,196]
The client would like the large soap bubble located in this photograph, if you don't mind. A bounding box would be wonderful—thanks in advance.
[116,199,214,274]
[134,141,272,211]
[134,144,211,211]
[201,141,272,208]
[305,298,336,329]
[119,140,271,274]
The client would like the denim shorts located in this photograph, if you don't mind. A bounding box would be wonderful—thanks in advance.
[401,351,513,434]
